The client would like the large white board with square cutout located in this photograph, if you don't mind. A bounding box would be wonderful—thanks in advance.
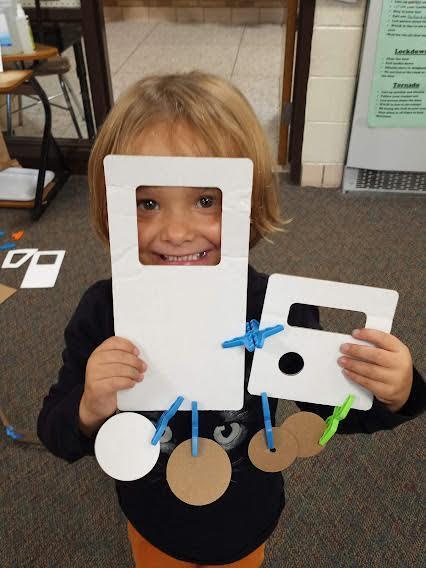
[248,274,399,410]
[104,155,252,411]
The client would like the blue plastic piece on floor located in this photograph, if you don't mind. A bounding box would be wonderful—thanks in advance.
[6,425,23,441]
[191,401,198,457]
[261,392,275,450]
[151,396,184,445]
[0,231,4,237]
[0,242,16,251]
[222,320,284,352]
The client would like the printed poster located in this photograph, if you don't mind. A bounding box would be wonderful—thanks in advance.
[368,0,426,127]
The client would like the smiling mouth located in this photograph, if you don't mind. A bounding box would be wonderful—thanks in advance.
[159,251,208,262]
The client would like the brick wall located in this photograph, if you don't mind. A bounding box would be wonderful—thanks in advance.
[301,0,367,188]
[104,1,286,6]
[103,0,287,24]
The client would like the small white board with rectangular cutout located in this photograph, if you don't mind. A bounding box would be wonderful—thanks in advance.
[20,251,65,288]
[247,274,399,410]
[104,155,252,411]
[2,249,38,269]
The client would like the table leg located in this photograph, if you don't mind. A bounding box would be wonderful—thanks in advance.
[28,77,51,219]
[6,94,13,136]
[73,39,95,139]
[28,77,69,220]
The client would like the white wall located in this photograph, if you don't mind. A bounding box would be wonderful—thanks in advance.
[301,0,367,188]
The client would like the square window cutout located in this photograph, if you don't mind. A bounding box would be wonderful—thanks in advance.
[135,185,222,266]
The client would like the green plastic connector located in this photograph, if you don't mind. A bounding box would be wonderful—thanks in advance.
[319,394,355,446]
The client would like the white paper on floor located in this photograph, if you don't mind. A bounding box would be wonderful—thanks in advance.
[248,274,399,410]
[104,155,252,412]
[20,250,65,288]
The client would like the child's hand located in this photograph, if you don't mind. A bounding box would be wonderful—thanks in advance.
[338,328,413,413]
[79,337,146,437]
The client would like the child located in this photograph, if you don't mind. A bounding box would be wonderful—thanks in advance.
[38,72,425,567]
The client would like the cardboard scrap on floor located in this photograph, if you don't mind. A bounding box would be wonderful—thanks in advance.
[0,283,17,304]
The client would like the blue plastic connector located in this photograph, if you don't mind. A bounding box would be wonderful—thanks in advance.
[222,320,284,352]
[261,392,275,450]
[0,243,16,251]
[151,396,184,445]
[191,401,198,457]
[6,425,23,441]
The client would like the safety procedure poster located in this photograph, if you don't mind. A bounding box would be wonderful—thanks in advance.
[368,0,426,128]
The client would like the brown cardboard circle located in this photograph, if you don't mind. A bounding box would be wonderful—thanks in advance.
[248,427,298,472]
[166,438,231,506]
[281,412,326,458]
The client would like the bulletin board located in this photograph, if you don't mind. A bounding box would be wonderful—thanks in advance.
[345,0,426,174]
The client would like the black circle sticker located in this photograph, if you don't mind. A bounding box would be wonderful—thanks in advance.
[278,352,304,375]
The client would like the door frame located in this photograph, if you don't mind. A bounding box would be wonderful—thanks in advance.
[5,0,316,181]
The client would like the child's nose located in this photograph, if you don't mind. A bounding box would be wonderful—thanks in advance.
[160,215,195,245]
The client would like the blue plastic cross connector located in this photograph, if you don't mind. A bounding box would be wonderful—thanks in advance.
[261,392,275,450]
[222,320,284,352]
[6,425,23,441]
[191,401,198,457]
[151,396,184,445]
[0,243,16,251]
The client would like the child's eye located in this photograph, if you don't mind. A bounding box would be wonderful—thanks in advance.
[138,199,159,211]
[197,195,216,209]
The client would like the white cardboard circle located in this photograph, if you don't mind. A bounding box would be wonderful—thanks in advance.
[95,412,160,481]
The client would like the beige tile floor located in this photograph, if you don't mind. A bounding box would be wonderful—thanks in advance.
[10,20,285,157]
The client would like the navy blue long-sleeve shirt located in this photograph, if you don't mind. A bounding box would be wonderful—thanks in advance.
[37,266,425,564]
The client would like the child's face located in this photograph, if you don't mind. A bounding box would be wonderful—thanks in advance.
[134,122,222,266]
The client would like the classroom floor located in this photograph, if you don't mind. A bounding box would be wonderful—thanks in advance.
[11,20,284,157]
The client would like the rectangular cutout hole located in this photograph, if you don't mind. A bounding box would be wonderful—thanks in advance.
[135,185,222,266]
[288,303,366,335]
[36,255,58,265]
[11,254,26,263]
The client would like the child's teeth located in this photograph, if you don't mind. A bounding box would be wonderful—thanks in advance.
[162,252,206,261]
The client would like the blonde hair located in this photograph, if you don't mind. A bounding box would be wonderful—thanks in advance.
[88,71,286,247]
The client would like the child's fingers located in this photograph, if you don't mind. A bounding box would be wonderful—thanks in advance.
[351,328,401,352]
[99,350,146,372]
[338,357,391,383]
[96,336,139,355]
[103,377,139,393]
[96,363,144,381]
[342,369,391,400]
[339,343,393,368]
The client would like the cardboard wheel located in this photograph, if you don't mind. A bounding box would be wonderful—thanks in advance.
[281,412,326,458]
[95,412,160,481]
[248,426,298,472]
[166,438,231,506]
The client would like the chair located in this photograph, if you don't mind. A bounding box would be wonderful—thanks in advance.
[5,0,83,138]
[5,56,84,138]
[0,70,69,219]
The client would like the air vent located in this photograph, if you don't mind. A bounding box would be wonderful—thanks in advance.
[343,167,426,194]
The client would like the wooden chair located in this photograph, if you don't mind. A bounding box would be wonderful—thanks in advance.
[4,55,84,139]
[14,0,84,138]
[0,69,69,219]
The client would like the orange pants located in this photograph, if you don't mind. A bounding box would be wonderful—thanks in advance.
[128,522,265,568]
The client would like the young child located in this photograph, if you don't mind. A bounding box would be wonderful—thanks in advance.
[38,72,425,568]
